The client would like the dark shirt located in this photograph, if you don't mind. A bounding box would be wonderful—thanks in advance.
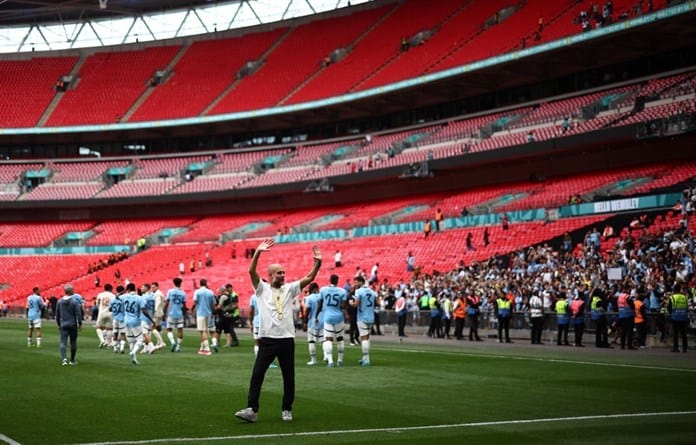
[56,297,82,329]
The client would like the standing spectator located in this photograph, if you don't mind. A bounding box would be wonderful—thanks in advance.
[483,227,490,246]
[494,290,513,343]
[434,208,444,231]
[441,291,453,339]
[555,289,571,346]
[668,283,689,353]
[334,250,342,268]
[351,276,376,366]
[590,285,609,348]
[570,293,586,347]
[617,286,636,350]
[529,290,544,344]
[346,289,360,346]
[235,239,321,423]
[466,290,483,341]
[218,286,239,347]
[501,213,509,230]
[26,287,45,348]
[452,291,467,340]
[56,284,83,366]
[395,291,408,338]
[225,283,241,345]
[372,293,383,336]
[406,251,416,272]
[634,293,648,349]
[369,262,379,285]
[424,219,432,238]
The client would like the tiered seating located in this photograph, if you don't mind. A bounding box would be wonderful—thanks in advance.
[130,29,286,121]
[289,1,459,103]
[46,46,181,126]
[619,98,696,125]
[360,0,509,90]
[212,7,385,113]
[96,178,179,198]
[0,56,77,128]
[86,217,197,246]
[0,162,44,184]
[0,222,94,247]
[132,155,212,179]
[0,254,103,307]
[281,142,349,168]
[628,161,696,194]
[236,166,316,189]
[207,148,289,175]
[50,160,127,182]
[21,182,103,201]
[169,173,253,194]
[170,214,267,243]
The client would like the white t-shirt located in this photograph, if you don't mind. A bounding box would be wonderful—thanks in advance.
[255,279,300,339]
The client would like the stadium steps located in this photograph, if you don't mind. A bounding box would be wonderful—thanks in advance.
[279,4,398,106]
[350,0,475,94]
[36,55,85,127]
[121,42,191,123]
[201,27,293,116]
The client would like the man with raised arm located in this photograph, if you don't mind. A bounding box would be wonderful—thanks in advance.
[235,238,321,423]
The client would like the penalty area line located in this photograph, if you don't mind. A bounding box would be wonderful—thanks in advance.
[66,410,696,445]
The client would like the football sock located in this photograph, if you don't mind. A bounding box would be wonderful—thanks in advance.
[337,340,345,362]
[167,331,176,345]
[96,328,103,343]
[362,339,370,362]
[322,341,333,364]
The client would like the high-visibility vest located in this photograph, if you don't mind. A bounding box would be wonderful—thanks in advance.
[670,293,689,321]
[590,296,604,320]
[453,297,466,319]
[555,299,569,324]
[634,300,644,324]
[496,298,511,318]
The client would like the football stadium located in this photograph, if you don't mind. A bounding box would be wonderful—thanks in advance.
[0,0,695,444]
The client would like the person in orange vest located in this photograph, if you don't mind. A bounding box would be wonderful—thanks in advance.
[434,208,444,231]
[423,219,432,238]
[570,292,586,347]
[634,293,647,349]
[466,289,483,341]
[452,291,467,340]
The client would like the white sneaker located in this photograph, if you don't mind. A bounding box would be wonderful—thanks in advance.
[306,360,317,366]
[62,358,69,366]
[281,410,293,421]
[235,407,257,423]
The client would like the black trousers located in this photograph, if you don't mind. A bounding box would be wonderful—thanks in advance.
[619,317,634,349]
[636,321,647,347]
[397,313,407,336]
[573,322,584,346]
[497,316,510,342]
[672,320,688,351]
[247,337,295,412]
[59,325,78,361]
[594,316,608,346]
[557,323,569,345]
[468,314,480,340]
[454,317,465,339]
[530,316,543,344]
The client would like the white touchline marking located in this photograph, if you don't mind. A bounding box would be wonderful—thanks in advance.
[66,411,696,445]
[387,347,696,373]
[0,433,22,445]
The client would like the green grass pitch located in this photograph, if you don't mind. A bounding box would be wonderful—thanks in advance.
[1,318,695,445]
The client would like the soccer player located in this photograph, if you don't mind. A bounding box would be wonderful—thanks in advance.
[122,283,152,365]
[235,239,321,423]
[164,277,187,352]
[26,287,45,347]
[192,278,217,355]
[94,283,114,348]
[150,282,167,350]
[110,286,127,353]
[351,276,376,366]
[302,282,323,365]
[139,283,156,354]
[318,274,348,368]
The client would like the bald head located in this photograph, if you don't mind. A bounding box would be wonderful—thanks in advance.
[267,263,285,288]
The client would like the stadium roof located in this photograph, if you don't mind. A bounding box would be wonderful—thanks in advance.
[0,0,369,52]
[0,1,217,26]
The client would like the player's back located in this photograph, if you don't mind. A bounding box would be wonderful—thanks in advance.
[166,288,187,318]
[320,285,346,324]
[356,286,376,324]
[122,293,143,327]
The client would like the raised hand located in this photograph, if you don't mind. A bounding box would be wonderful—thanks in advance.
[311,245,322,261]
[257,238,275,252]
